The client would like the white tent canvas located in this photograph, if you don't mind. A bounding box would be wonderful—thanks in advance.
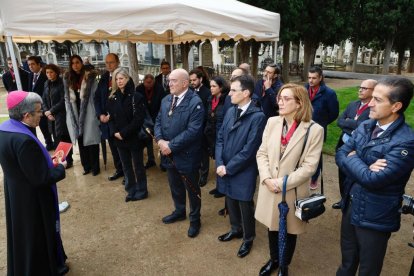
[0,0,280,44]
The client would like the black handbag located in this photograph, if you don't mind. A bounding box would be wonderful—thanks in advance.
[132,94,154,141]
[292,123,326,222]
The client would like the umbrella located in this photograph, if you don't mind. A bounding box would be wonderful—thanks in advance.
[278,175,289,267]
[101,138,107,170]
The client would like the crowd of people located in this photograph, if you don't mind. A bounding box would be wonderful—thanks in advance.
[1,53,414,276]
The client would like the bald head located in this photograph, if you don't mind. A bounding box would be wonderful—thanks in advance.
[358,79,377,103]
[239,63,251,73]
[169,69,190,95]
[231,68,248,80]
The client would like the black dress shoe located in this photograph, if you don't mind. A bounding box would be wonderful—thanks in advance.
[259,259,279,276]
[108,171,124,181]
[82,170,91,175]
[332,201,342,209]
[237,241,253,258]
[188,222,201,238]
[122,178,125,185]
[66,162,73,169]
[209,188,218,195]
[218,231,243,242]
[278,266,288,276]
[162,212,186,224]
[145,161,156,169]
[214,192,225,198]
[160,165,167,172]
[92,170,100,176]
[58,264,70,275]
[125,193,148,202]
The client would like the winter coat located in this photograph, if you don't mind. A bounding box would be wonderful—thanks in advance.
[253,79,283,119]
[107,88,145,149]
[255,117,324,233]
[215,103,266,201]
[336,116,414,232]
[154,90,205,174]
[64,71,101,146]
[305,83,339,140]
[42,77,69,137]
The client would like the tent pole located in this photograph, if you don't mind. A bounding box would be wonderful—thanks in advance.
[5,35,23,90]
[168,30,174,68]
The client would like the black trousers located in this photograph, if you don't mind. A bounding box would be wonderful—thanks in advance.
[199,145,210,184]
[144,138,155,163]
[78,136,100,173]
[108,135,123,173]
[268,230,297,265]
[336,202,391,276]
[39,116,53,146]
[117,145,147,198]
[167,168,201,223]
[336,138,345,197]
[226,196,255,242]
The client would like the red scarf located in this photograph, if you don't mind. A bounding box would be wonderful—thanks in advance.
[10,69,15,81]
[356,102,369,117]
[145,87,154,103]
[211,96,219,111]
[308,85,320,101]
[281,120,298,146]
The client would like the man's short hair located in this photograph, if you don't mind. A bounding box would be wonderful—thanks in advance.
[189,69,203,79]
[27,56,42,65]
[160,61,170,68]
[231,75,255,97]
[9,92,42,121]
[268,64,281,75]
[378,76,414,114]
[143,74,155,81]
[106,53,120,63]
[309,66,323,77]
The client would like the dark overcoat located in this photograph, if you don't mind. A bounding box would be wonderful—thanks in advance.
[43,77,69,137]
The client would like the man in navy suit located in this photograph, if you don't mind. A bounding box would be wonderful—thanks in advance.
[332,79,376,209]
[155,69,204,238]
[2,57,29,92]
[28,56,54,150]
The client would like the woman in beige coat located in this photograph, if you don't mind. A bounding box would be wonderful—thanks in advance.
[255,84,324,276]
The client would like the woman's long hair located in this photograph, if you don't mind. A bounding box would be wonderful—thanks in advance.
[211,75,230,96]
[109,67,130,99]
[277,83,313,123]
[67,55,85,90]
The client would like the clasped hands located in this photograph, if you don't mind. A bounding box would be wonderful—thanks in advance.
[264,178,281,193]
[216,165,227,177]
[158,139,171,155]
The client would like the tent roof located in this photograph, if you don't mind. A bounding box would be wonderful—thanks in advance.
[0,0,280,44]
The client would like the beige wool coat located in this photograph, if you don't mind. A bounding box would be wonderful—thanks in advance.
[255,116,324,234]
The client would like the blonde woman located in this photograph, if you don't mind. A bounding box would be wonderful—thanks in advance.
[255,84,324,276]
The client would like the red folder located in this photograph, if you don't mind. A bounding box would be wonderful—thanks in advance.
[52,142,73,164]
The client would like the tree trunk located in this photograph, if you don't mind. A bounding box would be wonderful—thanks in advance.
[302,40,318,81]
[180,42,190,71]
[165,45,175,67]
[251,41,260,78]
[351,38,359,72]
[127,42,140,85]
[0,42,8,67]
[282,42,290,83]
[382,36,394,74]
[238,40,250,64]
[396,46,405,75]
[408,47,414,73]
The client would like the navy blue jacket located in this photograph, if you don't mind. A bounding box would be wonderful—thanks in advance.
[154,90,205,173]
[216,102,266,201]
[336,116,414,232]
[305,83,339,140]
[253,79,283,119]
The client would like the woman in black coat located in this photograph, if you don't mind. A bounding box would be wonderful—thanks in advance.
[43,63,73,167]
[107,68,148,202]
[204,76,229,196]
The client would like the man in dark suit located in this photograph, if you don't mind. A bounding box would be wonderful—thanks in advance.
[2,57,29,92]
[155,69,205,238]
[94,53,135,181]
[136,73,166,169]
[27,56,54,150]
[0,91,69,275]
[189,69,211,187]
[154,60,171,94]
[332,79,376,209]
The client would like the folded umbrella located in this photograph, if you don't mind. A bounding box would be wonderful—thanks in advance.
[278,175,289,267]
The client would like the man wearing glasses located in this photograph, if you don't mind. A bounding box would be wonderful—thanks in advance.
[253,64,283,119]
[332,79,376,209]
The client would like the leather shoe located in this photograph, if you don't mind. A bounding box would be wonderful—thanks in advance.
[209,188,218,195]
[160,165,167,172]
[278,266,288,276]
[126,193,148,202]
[214,192,225,198]
[108,171,124,181]
[218,231,243,242]
[237,241,253,258]
[218,208,227,216]
[145,161,156,169]
[162,212,186,224]
[82,170,91,175]
[188,222,201,238]
[259,259,279,276]
[332,201,342,209]
[92,170,100,176]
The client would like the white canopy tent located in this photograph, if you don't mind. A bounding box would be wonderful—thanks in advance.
[0,0,280,89]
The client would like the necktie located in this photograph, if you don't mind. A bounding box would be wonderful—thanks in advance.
[168,96,179,116]
[33,74,38,87]
[236,108,242,120]
[163,75,169,90]
[371,125,383,139]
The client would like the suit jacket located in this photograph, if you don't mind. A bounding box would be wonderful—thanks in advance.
[2,68,29,92]
[255,117,324,233]
[135,82,166,122]
[28,71,48,96]
[155,73,170,94]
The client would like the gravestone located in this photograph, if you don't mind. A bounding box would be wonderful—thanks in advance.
[201,41,213,67]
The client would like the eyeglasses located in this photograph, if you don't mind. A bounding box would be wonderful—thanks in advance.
[31,109,43,115]
[358,86,373,91]
[277,96,295,103]
[230,88,245,93]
